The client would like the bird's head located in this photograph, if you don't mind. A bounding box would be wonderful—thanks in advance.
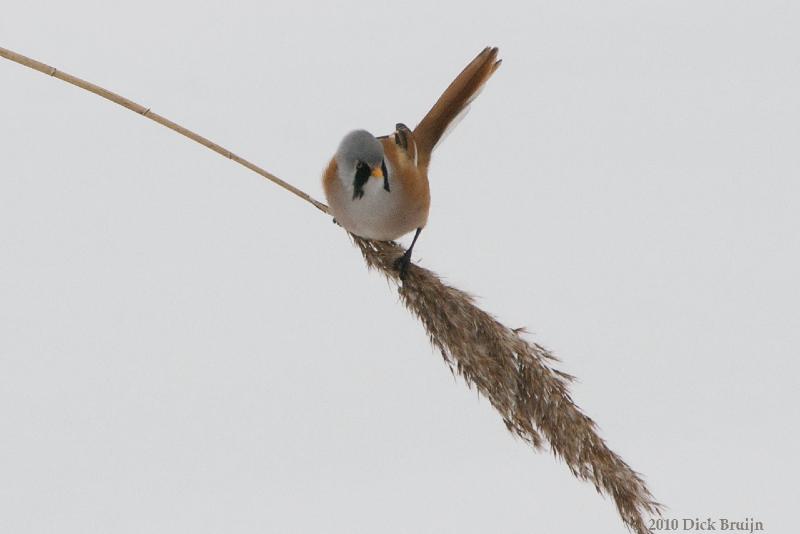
[335,130,387,198]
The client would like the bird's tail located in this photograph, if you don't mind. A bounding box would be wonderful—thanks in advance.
[413,47,501,170]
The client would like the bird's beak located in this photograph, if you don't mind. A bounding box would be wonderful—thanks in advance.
[370,166,384,178]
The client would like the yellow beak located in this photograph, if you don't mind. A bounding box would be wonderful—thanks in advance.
[371,166,384,178]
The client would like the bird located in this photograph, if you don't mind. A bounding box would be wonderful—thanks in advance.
[322,47,502,278]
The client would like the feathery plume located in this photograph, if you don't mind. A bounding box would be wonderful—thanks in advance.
[352,235,662,534]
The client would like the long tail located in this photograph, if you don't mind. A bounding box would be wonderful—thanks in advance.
[413,47,501,170]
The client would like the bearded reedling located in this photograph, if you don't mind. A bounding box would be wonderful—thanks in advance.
[323,47,501,277]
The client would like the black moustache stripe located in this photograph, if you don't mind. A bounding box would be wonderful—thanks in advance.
[382,160,390,192]
[352,161,370,200]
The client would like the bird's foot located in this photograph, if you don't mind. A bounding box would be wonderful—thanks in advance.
[393,250,412,281]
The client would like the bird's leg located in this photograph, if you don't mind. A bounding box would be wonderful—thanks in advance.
[394,227,422,280]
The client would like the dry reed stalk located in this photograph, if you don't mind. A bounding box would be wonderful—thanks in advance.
[1,45,661,533]
[0,46,328,214]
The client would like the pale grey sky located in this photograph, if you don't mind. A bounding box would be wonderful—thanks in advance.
[1,1,798,533]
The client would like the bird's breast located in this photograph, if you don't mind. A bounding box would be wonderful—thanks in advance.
[323,158,429,241]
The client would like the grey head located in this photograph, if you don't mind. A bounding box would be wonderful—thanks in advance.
[335,130,389,199]
[336,130,384,168]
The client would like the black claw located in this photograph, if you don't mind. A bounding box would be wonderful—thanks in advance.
[393,251,412,280]
[394,227,422,281]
